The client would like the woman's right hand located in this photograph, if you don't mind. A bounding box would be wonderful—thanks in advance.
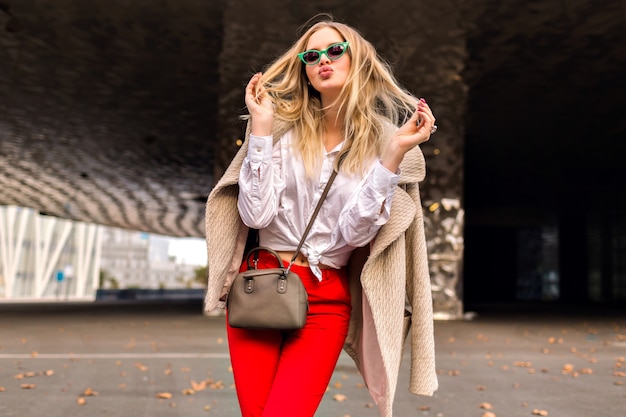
[245,72,274,136]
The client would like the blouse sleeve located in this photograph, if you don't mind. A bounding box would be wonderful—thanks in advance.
[337,160,400,247]
[237,134,285,229]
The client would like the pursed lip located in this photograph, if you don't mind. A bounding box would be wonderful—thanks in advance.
[318,65,333,78]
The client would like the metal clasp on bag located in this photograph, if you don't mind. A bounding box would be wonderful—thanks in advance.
[244,277,254,294]
[252,251,259,270]
[277,272,288,294]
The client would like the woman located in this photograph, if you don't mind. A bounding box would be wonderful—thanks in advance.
[204,17,438,417]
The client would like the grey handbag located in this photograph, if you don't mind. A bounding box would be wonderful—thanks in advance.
[226,154,345,330]
[227,247,308,329]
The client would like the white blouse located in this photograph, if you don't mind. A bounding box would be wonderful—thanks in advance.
[237,130,399,280]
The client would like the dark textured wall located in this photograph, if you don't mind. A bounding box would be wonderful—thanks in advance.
[1,0,222,236]
[1,0,466,237]
[1,1,624,309]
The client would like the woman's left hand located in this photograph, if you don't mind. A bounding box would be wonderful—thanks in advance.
[380,98,436,173]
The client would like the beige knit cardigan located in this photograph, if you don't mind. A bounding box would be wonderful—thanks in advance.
[204,119,438,417]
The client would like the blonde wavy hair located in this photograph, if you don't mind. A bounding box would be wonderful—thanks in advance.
[256,18,419,177]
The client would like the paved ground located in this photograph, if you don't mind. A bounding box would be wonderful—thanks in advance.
[0,301,625,417]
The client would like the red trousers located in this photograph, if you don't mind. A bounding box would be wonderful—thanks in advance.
[226,253,351,417]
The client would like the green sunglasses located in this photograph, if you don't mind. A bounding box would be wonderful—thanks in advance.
[297,42,350,65]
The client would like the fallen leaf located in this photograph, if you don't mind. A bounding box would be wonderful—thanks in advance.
[191,380,208,391]
[83,387,98,396]
[479,402,493,410]
[182,389,195,395]
[209,381,224,390]
[483,412,497,417]
[333,382,343,389]
[21,384,36,389]
[0,387,5,392]
[419,406,430,411]
[333,394,347,402]
[532,409,549,416]
[77,397,86,405]
[156,392,173,399]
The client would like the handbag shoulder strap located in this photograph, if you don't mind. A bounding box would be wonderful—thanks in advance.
[287,152,348,270]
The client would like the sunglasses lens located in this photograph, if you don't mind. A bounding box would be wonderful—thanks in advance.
[327,44,345,58]
[302,51,320,64]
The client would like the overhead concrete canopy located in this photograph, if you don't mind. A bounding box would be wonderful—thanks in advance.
[1,0,624,238]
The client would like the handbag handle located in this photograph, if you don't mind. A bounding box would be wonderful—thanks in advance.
[245,247,284,270]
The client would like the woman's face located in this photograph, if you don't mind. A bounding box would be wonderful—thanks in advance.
[303,27,351,103]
